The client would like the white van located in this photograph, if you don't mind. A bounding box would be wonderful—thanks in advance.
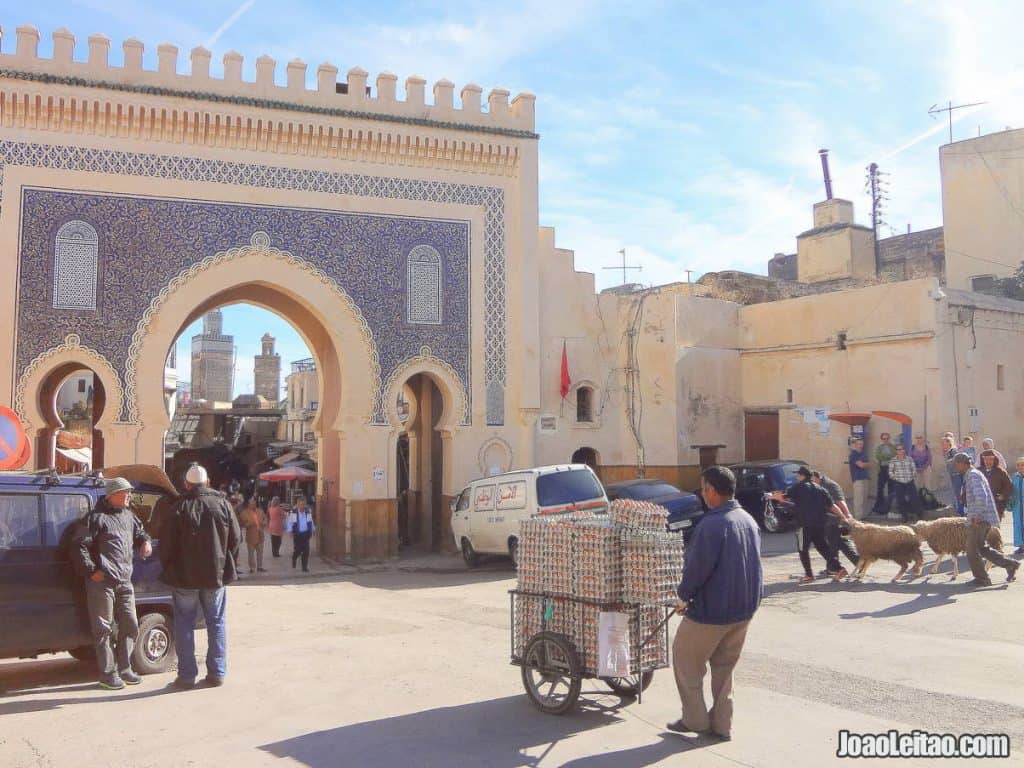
[450,464,608,567]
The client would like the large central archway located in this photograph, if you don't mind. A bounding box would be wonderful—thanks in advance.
[131,233,382,559]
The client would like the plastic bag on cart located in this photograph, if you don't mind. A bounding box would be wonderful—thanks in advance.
[598,611,631,677]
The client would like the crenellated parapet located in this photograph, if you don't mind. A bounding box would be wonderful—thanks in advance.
[0,25,537,140]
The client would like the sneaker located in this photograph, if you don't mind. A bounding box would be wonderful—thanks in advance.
[169,677,196,691]
[202,675,224,687]
[798,575,815,584]
[832,568,849,581]
[257,567,267,572]
[120,670,142,685]
[967,578,994,587]
[1007,563,1019,583]
[98,675,125,690]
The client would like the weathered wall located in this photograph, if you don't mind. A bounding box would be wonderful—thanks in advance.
[941,129,1024,290]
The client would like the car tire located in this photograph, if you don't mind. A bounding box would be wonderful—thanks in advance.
[68,645,96,663]
[132,611,175,675]
[461,538,480,568]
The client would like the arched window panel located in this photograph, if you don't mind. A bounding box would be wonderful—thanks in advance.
[406,245,443,325]
[53,220,99,311]
[576,386,594,422]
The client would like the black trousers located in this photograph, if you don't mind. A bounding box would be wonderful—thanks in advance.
[270,534,282,557]
[875,465,892,511]
[825,518,860,567]
[292,531,312,570]
[798,524,841,576]
[890,480,920,521]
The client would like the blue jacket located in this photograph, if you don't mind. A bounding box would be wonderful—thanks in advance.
[677,499,763,625]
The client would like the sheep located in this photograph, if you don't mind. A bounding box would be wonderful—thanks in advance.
[912,517,1004,580]
[843,518,924,582]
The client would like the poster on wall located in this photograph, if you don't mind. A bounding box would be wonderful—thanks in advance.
[802,408,817,424]
[816,408,831,435]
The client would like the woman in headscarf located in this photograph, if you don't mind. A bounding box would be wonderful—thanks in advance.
[1010,458,1024,555]
[238,496,266,574]
[979,449,1012,523]
[267,496,286,557]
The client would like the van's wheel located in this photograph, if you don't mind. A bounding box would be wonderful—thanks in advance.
[509,538,519,568]
[132,612,175,675]
[68,645,95,663]
[461,538,480,568]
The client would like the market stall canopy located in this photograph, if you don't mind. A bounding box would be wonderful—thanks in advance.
[272,451,300,467]
[101,464,180,497]
[828,412,872,426]
[259,466,317,481]
[56,446,92,465]
[872,410,913,425]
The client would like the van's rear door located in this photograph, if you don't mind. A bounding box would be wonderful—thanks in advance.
[535,468,608,515]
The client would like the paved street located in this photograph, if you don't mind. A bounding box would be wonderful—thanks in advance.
[2,523,1022,768]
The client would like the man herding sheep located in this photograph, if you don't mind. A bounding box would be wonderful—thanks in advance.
[954,453,1019,586]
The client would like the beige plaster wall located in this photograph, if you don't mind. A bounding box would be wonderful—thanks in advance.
[740,279,944,493]
[941,129,1024,290]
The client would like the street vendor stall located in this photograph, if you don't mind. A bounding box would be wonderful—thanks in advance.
[510,499,681,714]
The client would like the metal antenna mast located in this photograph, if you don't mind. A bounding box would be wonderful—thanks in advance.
[602,248,642,286]
[928,100,989,143]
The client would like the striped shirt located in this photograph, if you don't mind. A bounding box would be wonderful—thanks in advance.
[888,456,917,484]
[961,467,1000,526]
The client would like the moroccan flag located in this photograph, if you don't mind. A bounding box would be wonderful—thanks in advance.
[560,341,571,399]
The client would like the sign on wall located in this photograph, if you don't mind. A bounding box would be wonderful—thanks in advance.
[0,407,30,471]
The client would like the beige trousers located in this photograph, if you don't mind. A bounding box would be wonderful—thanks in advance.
[852,479,868,519]
[672,616,751,737]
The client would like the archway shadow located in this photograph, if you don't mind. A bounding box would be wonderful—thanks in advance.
[258,694,704,768]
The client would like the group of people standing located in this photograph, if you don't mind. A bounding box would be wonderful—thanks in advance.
[847,432,932,522]
[230,492,317,573]
[71,465,319,692]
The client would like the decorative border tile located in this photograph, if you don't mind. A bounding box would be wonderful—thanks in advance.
[2,140,506,425]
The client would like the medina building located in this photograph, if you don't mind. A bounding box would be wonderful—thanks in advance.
[5,26,1024,561]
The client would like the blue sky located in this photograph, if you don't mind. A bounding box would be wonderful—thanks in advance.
[12,1,1023,390]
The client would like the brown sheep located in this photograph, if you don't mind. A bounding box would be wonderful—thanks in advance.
[844,518,924,582]
[912,518,1003,580]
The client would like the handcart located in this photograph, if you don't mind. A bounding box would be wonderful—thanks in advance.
[509,588,673,715]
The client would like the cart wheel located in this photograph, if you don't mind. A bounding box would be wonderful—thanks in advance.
[603,670,654,697]
[521,632,582,715]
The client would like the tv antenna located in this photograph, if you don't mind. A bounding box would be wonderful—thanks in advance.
[603,248,642,286]
[928,100,989,144]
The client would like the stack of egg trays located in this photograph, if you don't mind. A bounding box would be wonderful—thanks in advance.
[621,529,685,604]
[513,592,578,660]
[572,518,622,602]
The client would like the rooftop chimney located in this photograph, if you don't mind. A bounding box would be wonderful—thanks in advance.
[818,148,833,200]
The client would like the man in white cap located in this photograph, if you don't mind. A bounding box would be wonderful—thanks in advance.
[71,476,152,690]
[159,463,240,689]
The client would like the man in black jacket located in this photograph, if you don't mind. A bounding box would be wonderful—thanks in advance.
[71,477,152,690]
[159,463,240,689]
[772,467,846,583]
[812,470,860,571]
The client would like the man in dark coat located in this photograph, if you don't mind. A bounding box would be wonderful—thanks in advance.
[667,466,762,742]
[774,466,846,583]
[71,477,152,689]
[159,463,240,689]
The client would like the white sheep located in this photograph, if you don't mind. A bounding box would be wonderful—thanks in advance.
[844,518,924,582]
[912,517,1003,580]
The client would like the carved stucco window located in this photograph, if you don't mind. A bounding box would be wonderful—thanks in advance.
[53,220,99,311]
[406,245,442,325]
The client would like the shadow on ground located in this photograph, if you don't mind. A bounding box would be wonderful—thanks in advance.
[259,694,707,768]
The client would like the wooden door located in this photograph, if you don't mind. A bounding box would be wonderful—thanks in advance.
[744,412,779,461]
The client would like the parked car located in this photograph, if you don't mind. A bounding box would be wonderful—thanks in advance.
[727,461,807,532]
[451,464,608,567]
[604,479,704,539]
[0,465,179,673]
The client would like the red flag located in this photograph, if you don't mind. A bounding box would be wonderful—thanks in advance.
[560,341,571,399]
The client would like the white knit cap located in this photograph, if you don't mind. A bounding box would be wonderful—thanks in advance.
[185,464,209,485]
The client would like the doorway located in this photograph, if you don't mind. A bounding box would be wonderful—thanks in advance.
[744,411,780,461]
[36,364,106,470]
[400,373,446,551]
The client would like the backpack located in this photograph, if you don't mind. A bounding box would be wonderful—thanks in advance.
[918,486,940,510]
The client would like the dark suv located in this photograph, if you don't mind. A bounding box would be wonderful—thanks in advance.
[0,467,178,674]
[728,461,807,532]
